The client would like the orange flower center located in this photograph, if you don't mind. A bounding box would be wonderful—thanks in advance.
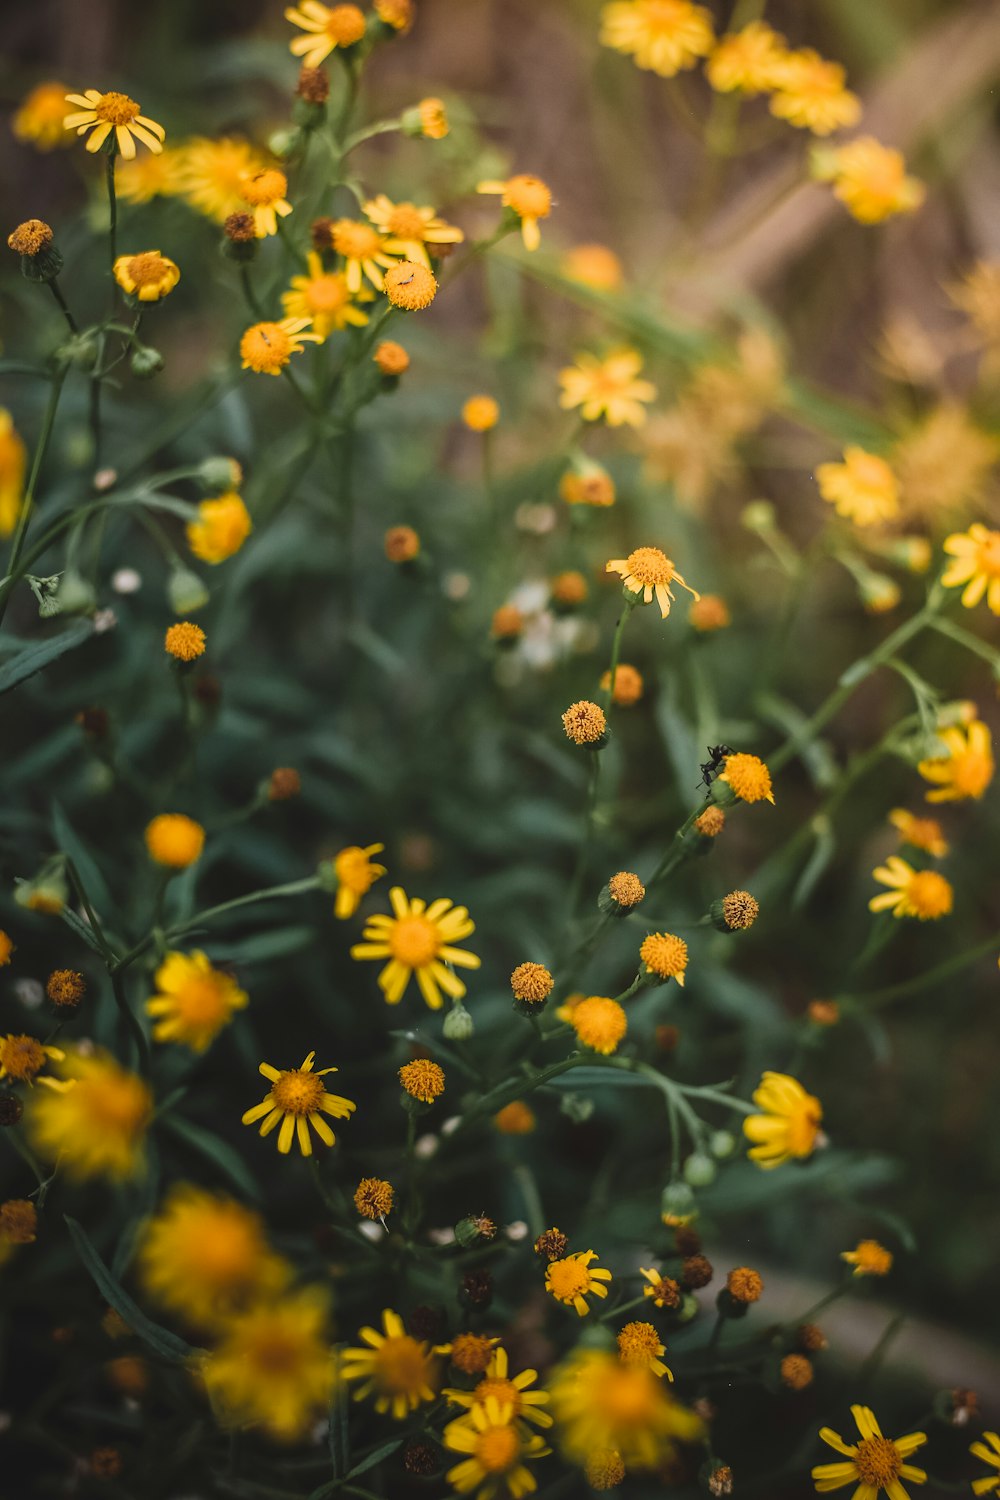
[475,1425,520,1473]
[950,748,993,798]
[853,1437,903,1487]
[95,92,141,126]
[251,1330,305,1376]
[84,1075,151,1134]
[326,4,367,43]
[243,323,292,369]
[547,1257,591,1300]
[242,170,288,207]
[0,1035,47,1080]
[601,1367,660,1425]
[335,847,379,893]
[271,1069,326,1115]
[504,175,551,219]
[374,1335,428,1393]
[389,915,441,967]
[906,870,952,918]
[174,976,229,1026]
[334,220,382,258]
[386,204,429,239]
[617,1322,662,1366]
[126,252,169,287]
[625,546,675,586]
[475,1376,521,1409]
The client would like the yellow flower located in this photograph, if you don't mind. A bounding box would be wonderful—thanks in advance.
[116,146,181,204]
[869,857,953,921]
[606,546,699,617]
[743,1071,823,1170]
[399,1058,445,1103]
[138,1184,288,1328]
[841,1240,893,1277]
[13,81,74,150]
[444,1346,552,1431]
[970,1432,1000,1497]
[0,932,12,967]
[186,492,252,564]
[384,260,438,310]
[510,962,553,1005]
[814,137,925,225]
[240,168,292,237]
[559,350,656,427]
[63,89,165,159]
[545,1249,612,1315]
[444,1397,550,1498]
[145,813,205,868]
[240,318,323,375]
[179,137,268,221]
[145,951,248,1053]
[494,1100,536,1134]
[918,720,994,802]
[354,1177,394,1220]
[112,250,180,301]
[164,622,205,662]
[374,339,410,376]
[718,751,774,804]
[0,1034,68,1090]
[941,524,1000,614]
[351,885,480,1009]
[332,843,387,919]
[282,253,369,339]
[376,0,414,29]
[26,1048,151,1181]
[812,1405,927,1499]
[601,663,644,705]
[706,22,787,94]
[242,1050,356,1156]
[477,175,552,252]
[639,1267,681,1309]
[949,260,1000,358]
[562,243,624,291]
[462,395,500,432]
[341,1307,445,1418]
[600,0,714,78]
[690,594,731,631]
[332,218,398,293]
[363,195,464,268]
[617,1321,672,1380]
[570,995,627,1055]
[0,1199,38,1244]
[547,1348,704,1471]
[562,700,607,746]
[640,932,688,985]
[285,2,366,68]
[816,447,900,527]
[769,50,861,135]
[0,410,27,539]
[888,810,949,859]
[199,1288,334,1442]
[560,460,616,507]
[894,404,999,524]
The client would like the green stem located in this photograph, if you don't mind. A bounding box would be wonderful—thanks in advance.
[926,613,1000,669]
[106,152,118,298]
[341,118,402,157]
[110,877,322,974]
[0,365,68,628]
[238,264,267,320]
[602,597,636,707]
[282,360,316,415]
[646,802,706,891]
[110,967,152,1076]
[843,929,1000,1010]
[563,754,602,925]
[47,279,78,335]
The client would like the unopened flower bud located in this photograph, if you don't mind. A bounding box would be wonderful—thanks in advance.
[683,1152,717,1188]
[442,1001,474,1040]
[130,344,164,380]
[167,565,209,615]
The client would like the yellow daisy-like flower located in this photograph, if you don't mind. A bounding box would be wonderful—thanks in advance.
[605,546,699,617]
[0,1034,68,1090]
[138,1184,288,1329]
[186,492,253,564]
[116,146,181,204]
[814,138,925,225]
[199,1287,334,1442]
[971,1432,1000,1497]
[841,1240,893,1277]
[332,843,387,919]
[743,1071,823,1170]
[363,195,464,269]
[351,886,480,1009]
[600,0,715,78]
[941,524,1000,614]
[26,1048,151,1181]
[0,410,27,539]
[444,1346,553,1431]
[769,50,861,136]
[331,218,399,294]
[640,932,688,986]
[888,809,948,859]
[240,318,323,376]
[341,1307,445,1419]
[718,752,774,805]
[816,447,900,527]
[145,812,205,868]
[570,995,627,1055]
[145,950,249,1054]
[617,1321,673,1380]
[811,1405,927,1498]
[869,857,953,921]
[918,720,994,803]
[240,168,292,237]
[241,1051,356,1156]
[13,81,74,150]
[476,175,552,252]
[545,1249,612,1316]
[282,252,370,339]
[547,1348,704,1472]
[559,350,656,428]
[562,242,624,291]
[179,137,268,221]
[63,89,165,160]
[444,1396,551,1499]
[706,21,787,94]
[285,2,366,68]
[112,250,180,302]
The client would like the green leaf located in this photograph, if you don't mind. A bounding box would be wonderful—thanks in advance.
[63,1215,198,1362]
[58,905,107,956]
[0,621,96,696]
[158,1113,261,1201]
[345,1438,403,1479]
[52,801,116,925]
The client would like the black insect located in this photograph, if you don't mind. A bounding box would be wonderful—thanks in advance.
[698,744,733,798]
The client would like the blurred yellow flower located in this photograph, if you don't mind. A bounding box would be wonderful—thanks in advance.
[0,410,27,539]
[462,395,500,432]
[26,1048,151,1181]
[477,175,552,251]
[444,1396,550,1497]
[562,243,624,290]
[893,404,999,523]
[888,809,948,858]
[186,492,252,563]
[63,89,165,159]
[600,0,714,78]
[282,253,370,338]
[941,524,1000,614]
[13,81,74,150]
[363,195,464,268]
[240,318,322,375]
[841,1239,893,1277]
[707,21,787,94]
[918,720,994,803]
[769,50,860,135]
[811,1405,927,1499]
[816,447,900,527]
[814,138,925,225]
[570,996,627,1055]
[285,2,366,67]
[242,1050,356,1156]
[179,137,267,221]
[545,1249,612,1315]
[341,1307,445,1418]
[332,843,387,919]
[743,1071,822,1169]
[869,858,952,920]
[606,546,699,617]
[116,146,181,203]
[146,950,248,1053]
[145,813,205,868]
[332,218,397,293]
[351,886,480,1008]
[547,1348,704,1470]
[560,350,656,428]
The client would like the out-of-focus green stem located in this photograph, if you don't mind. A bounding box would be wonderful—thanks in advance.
[0,365,68,629]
